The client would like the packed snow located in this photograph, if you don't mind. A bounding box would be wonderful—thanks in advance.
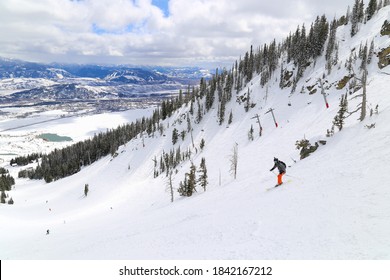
[0,6,390,260]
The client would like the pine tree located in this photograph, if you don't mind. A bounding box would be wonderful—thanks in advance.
[326,19,338,73]
[307,24,315,59]
[367,0,378,20]
[245,88,251,112]
[189,99,194,115]
[218,92,226,125]
[188,163,197,194]
[199,77,207,98]
[378,0,383,9]
[311,15,329,58]
[358,0,365,23]
[326,125,335,137]
[360,42,368,70]
[1,190,6,203]
[334,43,339,67]
[169,149,174,169]
[248,45,254,81]
[84,184,89,197]
[228,110,233,125]
[295,138,310,151]
[175,146,181,166]
[296,24,308,78]
[177,177,188,197]
[345,5,351,25]
[198,158,208,191]
[279,64,284,89]
[179,130,185,141]
[196,100,203,124]
[248,125,254,141]
[153,156,158,178]
[172,128,179,145]
[368,40,375,64]
[200,138,205,150]
[160,155,165,174]
[351,0,360,36]
[347,53,353,73]
[178,163,197,197]
[236,72,242,92]
[161,100,168,120]
[186,113,192,133]
[333,94,348,131]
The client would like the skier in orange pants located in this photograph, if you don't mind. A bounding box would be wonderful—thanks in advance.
[270,157,287,186]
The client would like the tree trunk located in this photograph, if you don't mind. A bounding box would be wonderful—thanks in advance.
[360,69,367,121]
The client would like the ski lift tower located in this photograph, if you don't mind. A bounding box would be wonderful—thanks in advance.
[251,114,263,137]
[265,108,278,128]
[318,78,330,109]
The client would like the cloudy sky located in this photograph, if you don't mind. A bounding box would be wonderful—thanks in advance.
[0,0,352,68]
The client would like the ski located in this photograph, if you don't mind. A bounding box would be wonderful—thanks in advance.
[266,180,291,191]
[266,185,281,191]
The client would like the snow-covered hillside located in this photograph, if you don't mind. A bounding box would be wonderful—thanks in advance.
[0,6,390,260]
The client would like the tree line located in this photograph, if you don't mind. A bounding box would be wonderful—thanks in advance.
[17,111,167,182]
[0,167,15,204]
[10,153,41,166]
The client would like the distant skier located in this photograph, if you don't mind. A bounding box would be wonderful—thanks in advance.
[46,229,50,235]
[270,157,287,186]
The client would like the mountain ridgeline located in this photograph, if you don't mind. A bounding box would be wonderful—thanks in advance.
[0,58,208,82]
[15,0,390,188]
[0,59,213,109]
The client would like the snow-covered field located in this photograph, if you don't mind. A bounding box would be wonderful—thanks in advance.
[0,6,390,260]
[0,108,154,164]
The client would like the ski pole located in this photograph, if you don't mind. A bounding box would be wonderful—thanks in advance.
[284,174,301,181]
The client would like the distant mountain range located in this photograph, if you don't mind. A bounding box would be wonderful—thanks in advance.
[0,57,212,106]
[0,57,212,81]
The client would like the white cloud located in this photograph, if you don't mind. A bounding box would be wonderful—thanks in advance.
[0,0,353,67]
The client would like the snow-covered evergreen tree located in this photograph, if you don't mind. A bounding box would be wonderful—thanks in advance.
[198,158,208,191]
[172,128,179,145]
[351,0,361,36]
[333,94,348,131]
[367,0,378,20]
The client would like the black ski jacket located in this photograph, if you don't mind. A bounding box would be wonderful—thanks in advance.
[270,160,286,174]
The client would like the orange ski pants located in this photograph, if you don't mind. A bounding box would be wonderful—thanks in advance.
[278,172,285,185]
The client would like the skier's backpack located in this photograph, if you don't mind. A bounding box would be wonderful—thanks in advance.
[280,161,287,172]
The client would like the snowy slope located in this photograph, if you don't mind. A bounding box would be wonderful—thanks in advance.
[0,7,390,260]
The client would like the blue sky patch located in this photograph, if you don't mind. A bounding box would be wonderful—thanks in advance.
[92,23,108,35]
[151,0,169,17]
[92,23,136,35]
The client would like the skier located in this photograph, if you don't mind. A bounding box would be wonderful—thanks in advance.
[270,157,286,186]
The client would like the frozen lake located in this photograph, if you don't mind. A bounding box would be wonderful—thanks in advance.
[38,133,72,142]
